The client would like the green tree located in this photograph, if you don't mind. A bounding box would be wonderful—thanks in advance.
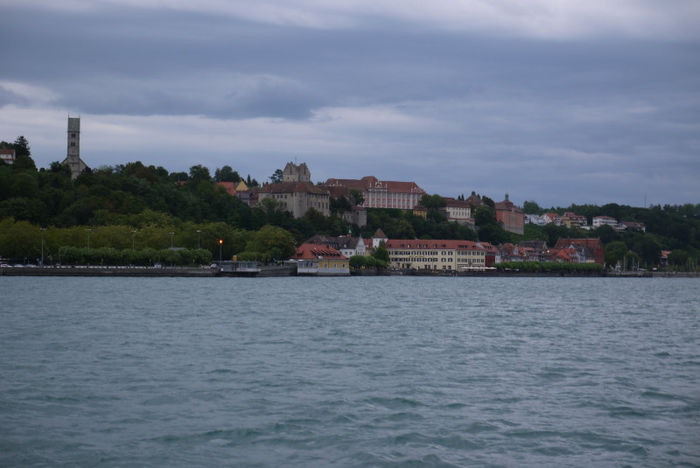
[270,168,284,183]
[604,241,628,267]
[372,241,390,263]
[523,200,541,214]
[244,225,296,260]
[214,165,241,182]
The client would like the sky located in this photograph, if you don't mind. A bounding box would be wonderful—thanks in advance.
[1,0,699,208]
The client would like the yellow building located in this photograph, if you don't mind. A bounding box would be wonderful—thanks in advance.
[385,239,486,271]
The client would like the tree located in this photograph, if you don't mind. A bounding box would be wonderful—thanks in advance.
[420,194,446,209]
[372,241,390,263]
[270,169,284,184]
[188,165,211,184]
[349,189,364,206]
[214,165,240,183]
[604,241,628,267]
[474,206,496,227]
[523,200,541,214]
[12,136,36,171]
[244,225,296,260]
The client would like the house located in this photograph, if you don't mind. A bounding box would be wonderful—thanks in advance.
[216,180,249,197]
[305,234,367,258]
[621,221,646,232]
[0,148,15,165]
[543,212,561,225]
[371,228,388,248]
[385,239,486,271]
[525,214,547,226]
[476,241,500,266]
[495,194,524,235]
[291,243,350,276]
[465,191,484,209]
[257,162,330,217]
[441,198,474,226]
[323,176,425,210]
[560,212,587,229]
[592,216,619,229]
[412,204,428,219]
[553,238,605,265]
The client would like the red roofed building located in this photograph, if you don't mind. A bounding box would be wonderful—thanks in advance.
[385,239,486,271]
[0,147,15,165]
[324,176,425,210]
[553,238,605,265]
[291,243,350,275]
[495,194,524,235]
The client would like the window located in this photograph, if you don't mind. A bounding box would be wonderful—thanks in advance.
[70,142,76,147]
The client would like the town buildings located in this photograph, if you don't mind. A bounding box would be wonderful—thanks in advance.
[552,238,605,265]
[291,243,350,275]
[257,162,330,218]
[441,198,474,225]
[495,194,525,235]
[305,234,367,258]
[61,117,89,179]
[385,239,486,271]
[324,176,425,210]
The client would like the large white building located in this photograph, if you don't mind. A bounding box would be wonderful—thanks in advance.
[385,239,486,271]
[324,176,425,210]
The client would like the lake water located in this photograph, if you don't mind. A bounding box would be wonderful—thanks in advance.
[1,277,698,467]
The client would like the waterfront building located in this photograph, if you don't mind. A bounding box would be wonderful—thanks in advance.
[61,117,89,179]
[553,238,605,265]
[323,176,425,210]
[495,194,524,235]
[371,229,388,249]
[385,239,486,271]
[291,243,350,275]
[257,162,330,217]
[305,234,367,258]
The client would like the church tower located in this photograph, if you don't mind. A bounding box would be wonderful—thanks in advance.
[62,116,89,179]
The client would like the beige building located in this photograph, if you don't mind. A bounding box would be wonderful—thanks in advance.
[257,162,330,218]
[324,176,425,210]
[441,198,474,225]
[385,239,486,271]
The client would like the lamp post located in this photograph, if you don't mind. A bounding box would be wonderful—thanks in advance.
[87,228,92,250]
[40,228,46,266]
[169,231,174,249]
[132,230,137,250]
[196,230,201,249]
[218,238,223,263]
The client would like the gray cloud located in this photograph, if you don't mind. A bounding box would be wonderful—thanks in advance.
[0,3,698,206]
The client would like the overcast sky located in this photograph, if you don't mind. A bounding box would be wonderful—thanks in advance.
[1,0,699,207]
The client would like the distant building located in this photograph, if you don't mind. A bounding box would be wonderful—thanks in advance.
[61,117,89,179]
[552,238,605,265]
[292,243,350,276]
[465,191,484,209]
[441,198,474,226]
[324,176,425,210]
[385,239,486,271]
[495,194,524,235]
[257,162,330,217]
[592,216,619,229]
[0,147,15,165]
[525,214,547,226]
[371,228,388,249]
[216,180,249,197]
[621,221,646,232]
[305,234,367,258]
[560,212,587,229]
[282,162,311,182]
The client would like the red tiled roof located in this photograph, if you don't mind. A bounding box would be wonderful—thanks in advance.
[259,182,329,195]
[324,176,425,194]
[291,243,347,260]
[216,181,236,196]
[0,148,15,155]
[554,238,604,264]
[385,239,484,251]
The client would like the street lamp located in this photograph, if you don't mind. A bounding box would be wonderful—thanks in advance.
[87,228,92,250]
[196,229,201,249]
[132,230,137,250]
[169,231,175,249]
[40,228,46,266]
[218,238,223,263]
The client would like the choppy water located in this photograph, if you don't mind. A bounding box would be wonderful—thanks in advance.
[1,277,698,467]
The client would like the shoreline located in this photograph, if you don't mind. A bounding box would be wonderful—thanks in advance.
[2,266,698,278]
